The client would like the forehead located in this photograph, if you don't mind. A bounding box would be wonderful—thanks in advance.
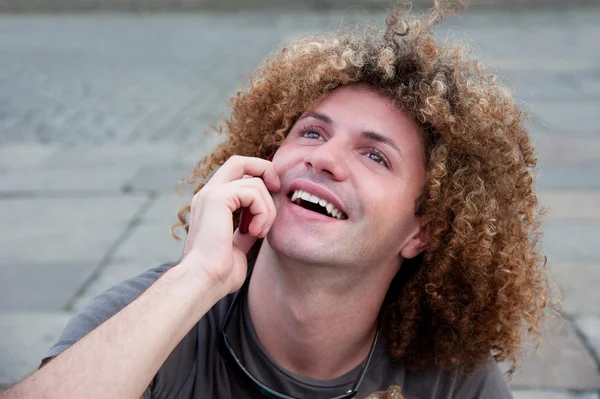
[315,85,416,125]
[303,85,424,157]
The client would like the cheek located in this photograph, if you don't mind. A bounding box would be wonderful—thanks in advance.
[362,188,415,228]
[272,144,305,174]
[360,189,392,226]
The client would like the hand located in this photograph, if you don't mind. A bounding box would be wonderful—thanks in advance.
[179,155,280,294]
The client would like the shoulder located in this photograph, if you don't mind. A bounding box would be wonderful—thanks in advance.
[403,358,512,399]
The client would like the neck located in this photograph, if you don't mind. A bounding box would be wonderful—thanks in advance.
[247,240,398,380]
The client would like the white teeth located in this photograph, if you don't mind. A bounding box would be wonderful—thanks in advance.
[291,189,345,219]
[291,190,301,202]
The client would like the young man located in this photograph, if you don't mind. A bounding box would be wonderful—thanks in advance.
[2,3,548,399]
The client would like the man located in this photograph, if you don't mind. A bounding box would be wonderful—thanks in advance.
[2,2,549,398]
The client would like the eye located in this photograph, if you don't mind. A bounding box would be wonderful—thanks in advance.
[304,131,322,139]
[299,125,325,140]
[365,148,390,168]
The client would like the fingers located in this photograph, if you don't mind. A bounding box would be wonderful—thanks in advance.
[198,178,276,238]
[208,155,280,193]
[234,178,277,236]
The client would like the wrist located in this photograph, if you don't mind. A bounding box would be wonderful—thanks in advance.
[173,256,230,303]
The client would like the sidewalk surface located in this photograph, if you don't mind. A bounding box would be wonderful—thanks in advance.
[0,8,599,397]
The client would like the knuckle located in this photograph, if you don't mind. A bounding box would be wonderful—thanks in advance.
[249,177,265,186]
[196,186,221,204]
[242,178,264,192]
[228,155,243,164]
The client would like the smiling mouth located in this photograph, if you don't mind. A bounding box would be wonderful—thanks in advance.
[287,189,348,220]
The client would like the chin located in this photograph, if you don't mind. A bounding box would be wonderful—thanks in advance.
[265,225,342,266]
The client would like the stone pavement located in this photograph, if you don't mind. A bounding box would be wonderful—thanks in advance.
[0,8,599,398]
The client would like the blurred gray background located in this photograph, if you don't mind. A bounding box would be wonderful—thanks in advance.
[0,0,599,397]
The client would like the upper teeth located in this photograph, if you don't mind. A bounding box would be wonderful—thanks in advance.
[291,190,345,219]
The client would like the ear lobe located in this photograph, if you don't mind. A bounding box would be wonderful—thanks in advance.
[400,217,431,260]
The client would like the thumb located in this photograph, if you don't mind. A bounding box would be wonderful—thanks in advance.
[233,228,258,254]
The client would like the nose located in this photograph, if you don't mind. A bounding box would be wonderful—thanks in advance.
[303,138,349,181]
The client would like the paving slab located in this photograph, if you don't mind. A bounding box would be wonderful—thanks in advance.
[539,191,600,221]
[109,222,185,266]
[534,135,600,165]
[541,221,600,263]
[0,312,73,386]
[0,14,275,145]
[141,192,193,227]
[537,190,600,316]
[0,260,101,313]
[533,102,600,136]
[535,165,600,191]
[499,70,587,103]
[175,131,226,166]
[0,144,63,169]
[0,195,149,310]
[509,316,600,389]
[125,165,195,192]
[0,166,141,192]
[42,143,185,169]
[550,262,600,316]
[575,316,600,364]
[576,69,600,96]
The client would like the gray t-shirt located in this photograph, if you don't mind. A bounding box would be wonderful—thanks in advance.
[44,264,513,399]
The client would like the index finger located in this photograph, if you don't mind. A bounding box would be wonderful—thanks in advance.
[208,155,280,192]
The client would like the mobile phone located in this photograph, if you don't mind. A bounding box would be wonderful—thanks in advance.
[239,152,275,234]
[239,206,253,234]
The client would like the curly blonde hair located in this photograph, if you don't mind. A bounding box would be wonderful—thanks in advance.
[172,1,549,377]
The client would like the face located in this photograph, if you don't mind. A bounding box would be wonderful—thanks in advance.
[267,85,429,271]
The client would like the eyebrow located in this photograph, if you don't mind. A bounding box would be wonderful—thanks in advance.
[299,111,332,124]
[361,131,403,159]
[299,111,403,159]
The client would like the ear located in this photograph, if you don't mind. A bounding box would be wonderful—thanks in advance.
[400,216,431,259]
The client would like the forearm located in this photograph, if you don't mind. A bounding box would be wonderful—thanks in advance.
[2,261,226,399]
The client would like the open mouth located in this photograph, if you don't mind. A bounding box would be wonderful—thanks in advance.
[287,189,348,220]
